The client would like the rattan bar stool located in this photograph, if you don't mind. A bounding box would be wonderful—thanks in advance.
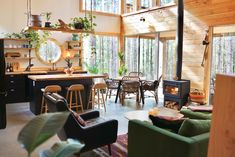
[66,84,84,113]
[88,83,107,112]
[41,85,62,114]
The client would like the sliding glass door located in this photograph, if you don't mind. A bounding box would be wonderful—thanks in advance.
[124,35,158,80]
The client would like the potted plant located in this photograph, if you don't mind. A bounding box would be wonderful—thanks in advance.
[42,12,52,27]
[70,17,84,29]
[118,51,127,76]
[21,30,51,49]
[69,14,97,32]
[18,112,84,157]
[64,52,74,75]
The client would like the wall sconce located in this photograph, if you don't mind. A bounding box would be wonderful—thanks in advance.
[140,17,145,22]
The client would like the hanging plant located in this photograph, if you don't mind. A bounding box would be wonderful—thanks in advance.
[118,51,127,76]
[69,14,97,36]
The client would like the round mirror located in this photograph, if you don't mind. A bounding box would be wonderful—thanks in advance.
[36,38,62,64]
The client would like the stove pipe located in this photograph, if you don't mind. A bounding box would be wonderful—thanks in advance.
[176,0,184,80]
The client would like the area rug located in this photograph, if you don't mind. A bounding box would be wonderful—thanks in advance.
[93,134,128,157]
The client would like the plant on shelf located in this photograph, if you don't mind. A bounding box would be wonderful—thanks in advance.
[64,51,74,75]
[3,30,51,49]
[118,51,127,76]
[69,14,97,32]
[18,112,84,157]
[23,30,51,49]
[42,12,52,27]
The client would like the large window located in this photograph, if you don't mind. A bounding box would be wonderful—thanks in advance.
[125,36,158,80]
[82,0,120,14]
[162,39,176,79]
[160,0,174,6]
[83,35,119,78]
[141,0,152,9]
[212,33,235,77]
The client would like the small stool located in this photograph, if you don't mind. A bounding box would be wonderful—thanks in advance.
[41,85,62,114]
[88,83,107,112]
[66,84,84,113]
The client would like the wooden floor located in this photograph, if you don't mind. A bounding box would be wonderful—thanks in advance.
[0,90,163,157]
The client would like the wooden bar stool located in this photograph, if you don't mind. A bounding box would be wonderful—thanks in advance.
[66,84,84,113]
[88,83,107,112]
[41,85,61,114]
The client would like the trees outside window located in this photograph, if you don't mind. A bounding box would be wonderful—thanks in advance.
[162,39,176,80]
[160,0,174,6]
[141,0,152,9]
[212,33,235,78]
[125,36,158,80]
[82,0,120,14]
[83,35,119,78]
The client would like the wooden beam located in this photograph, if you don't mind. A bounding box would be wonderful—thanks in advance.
[203,27,213,103]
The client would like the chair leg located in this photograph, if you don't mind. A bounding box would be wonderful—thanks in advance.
[108,144,112,156]
[87,89,92,109]
[105,89,108,101]
[78,91,84,112]
[109,89,112,98]
[75,91,78,113]
[41,96,45,114]
[101,90,106,112]
[69,91,73,110]
[92,89,95,109]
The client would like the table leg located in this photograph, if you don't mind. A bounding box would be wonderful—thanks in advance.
[115,80,121,103]
[140,84,145,104]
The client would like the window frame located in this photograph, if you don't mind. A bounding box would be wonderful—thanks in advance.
[80,0,121,17]
[83,33,120,78]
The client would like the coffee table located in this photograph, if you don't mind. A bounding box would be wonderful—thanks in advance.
[124,107,183,123]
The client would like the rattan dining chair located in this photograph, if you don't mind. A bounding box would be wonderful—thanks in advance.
[141,75,162,103]
[103,73,119,101]
[128,72,144,77]
[119,76,140,105]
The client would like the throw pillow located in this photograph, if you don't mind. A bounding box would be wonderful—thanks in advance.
[178,119,211,137]
[149,115,185,133]
[180,109,212,120]
[70,109,86,126]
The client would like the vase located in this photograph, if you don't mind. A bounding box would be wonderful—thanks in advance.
[64,67,74,75]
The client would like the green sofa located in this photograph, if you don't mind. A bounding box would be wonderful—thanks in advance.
[128,120,209,157]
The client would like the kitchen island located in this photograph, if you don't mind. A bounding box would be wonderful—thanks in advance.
[28,74,105,115]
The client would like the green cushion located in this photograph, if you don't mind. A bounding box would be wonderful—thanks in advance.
[178,119,211,137]
[149,115,185,133]
[180,109,212,120]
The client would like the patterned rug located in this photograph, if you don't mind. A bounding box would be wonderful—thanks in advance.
[93,134,128,157]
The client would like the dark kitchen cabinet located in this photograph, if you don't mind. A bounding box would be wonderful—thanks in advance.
[6,74,26,103]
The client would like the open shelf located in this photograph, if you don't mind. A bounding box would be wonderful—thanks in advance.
[66,40,82,43]
[4,48,34,51]
[26,26,92,34]
[0,38,30,41]
[5,57,35,60]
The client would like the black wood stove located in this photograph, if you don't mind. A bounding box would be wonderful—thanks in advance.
[163,80,190,110]
[163,0,190,110]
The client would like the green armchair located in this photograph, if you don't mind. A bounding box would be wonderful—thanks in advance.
[128,120,209,157]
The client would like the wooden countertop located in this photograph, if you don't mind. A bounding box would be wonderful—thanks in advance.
[6,71,48,75]
[5,70,87,75]
[28,74,105,81]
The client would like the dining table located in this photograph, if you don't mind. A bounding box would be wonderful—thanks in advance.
[113,76,145,104]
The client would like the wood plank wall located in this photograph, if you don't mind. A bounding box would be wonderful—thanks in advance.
[207,74,235,157]
[122,5,208,90]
